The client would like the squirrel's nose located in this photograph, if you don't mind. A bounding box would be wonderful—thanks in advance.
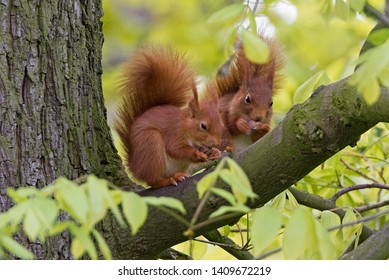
[255,116,263,122]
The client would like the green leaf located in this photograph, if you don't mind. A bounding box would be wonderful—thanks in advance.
[350,0,365,12]
[219,225,231,237]
[48,221,73,236]
[342,208,359,241]
[0,203,28,227]
[360,78,380,105]
[219,169,257,204]
[211,188,237,205]
[207,4,245,24]
[349,39,389,102]
[225,158,252,192]
[7,187,39,202]
[0,235,34,260]
[313,219,338,259]
[334,0,350,20]
[285,189,299,210]
[379,71,389,88]
[122,192,148,235]
[70,226,97,260]
[55,178,88,224]
[92,229,112,260]
[86,176,125,226]
[268,191,286,210]
[86,179,108,226]
[143,196,186,214]
[209,204,250,218]
[251,206,282,256]
[196,172,217,199]
[241,29,270,64]
[320,210,341,229]
[368,28,389,46]
[293,70,329,103]
[283,207,310,259]
[247,12,257,35]
[321,0,334,19]
[23,197,59,241]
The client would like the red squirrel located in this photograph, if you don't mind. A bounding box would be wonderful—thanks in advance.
[216,37,283,151]
[114,45,223,188]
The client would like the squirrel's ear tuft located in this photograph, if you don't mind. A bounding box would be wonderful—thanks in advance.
[188,97,200,118]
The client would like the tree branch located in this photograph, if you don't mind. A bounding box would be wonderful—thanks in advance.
[329,183,389,202]
[106,79,389,259]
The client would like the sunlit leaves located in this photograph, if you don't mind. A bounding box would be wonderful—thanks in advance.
[122,192,148,235]
[55,178,89,224]
[282,207,338,259]
[0,235,34,260]
[251,206,282,256]
[349,39,389,105]
[241,30,270,64]
[196,157,257,218]
[143,196,186,215]
[293,70,330,104]
[349,0,365,13]
[207,4,245,25]
[368,28,389,46]
[0,175,185,259]
[207,2,270,64]
[342,208,362,245]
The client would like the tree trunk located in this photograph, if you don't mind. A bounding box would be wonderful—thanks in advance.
[0,0,131,259]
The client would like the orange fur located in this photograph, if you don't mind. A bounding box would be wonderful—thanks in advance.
[216,36,283,150]
[114,46,223,188]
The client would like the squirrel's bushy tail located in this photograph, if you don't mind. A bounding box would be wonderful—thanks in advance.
[114,46,195,161]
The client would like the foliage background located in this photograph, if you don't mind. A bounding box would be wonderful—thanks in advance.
[101,0,389,259]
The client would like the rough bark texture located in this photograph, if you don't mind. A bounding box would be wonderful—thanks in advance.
[0,0,130,259]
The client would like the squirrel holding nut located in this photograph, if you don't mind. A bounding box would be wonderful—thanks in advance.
[114,45,223,188]
[216,37,283,151]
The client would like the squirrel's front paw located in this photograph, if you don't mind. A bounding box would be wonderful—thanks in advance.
[207,148,222,160]
[251,122,270,133]
[236,118,252,135]
[194,150,208,162]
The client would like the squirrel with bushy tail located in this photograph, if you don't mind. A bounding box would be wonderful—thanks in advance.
[114,45,224,188]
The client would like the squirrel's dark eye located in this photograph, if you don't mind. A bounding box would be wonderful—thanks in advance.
[200,122,208,131]
[245,95,251,104]
[270,101,273,106]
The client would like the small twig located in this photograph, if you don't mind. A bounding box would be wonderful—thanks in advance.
[256,248,282,260]
[230,228,248,232]
[235,222,245,248]
[252,0,260,14]
[190,212,242,232]
[330,183,389,203]
[355,200,389,213]
[364,2,389,27]
[340,158,380,183]
[328,208,389,232]
[203,230,254,260]
[194,237,237,249]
